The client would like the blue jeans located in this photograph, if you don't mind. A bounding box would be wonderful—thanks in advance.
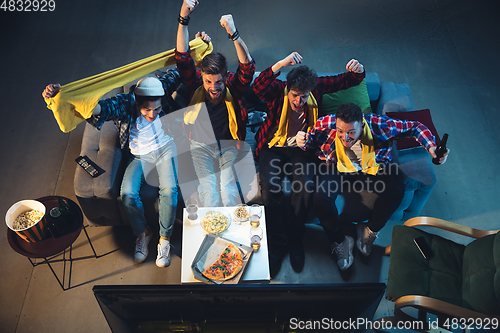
[121,140,178,238]
[190,140,240,207]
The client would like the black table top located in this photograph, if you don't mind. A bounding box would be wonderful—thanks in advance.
[7,196,84,259]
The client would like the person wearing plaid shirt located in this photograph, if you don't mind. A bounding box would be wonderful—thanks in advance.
[43,70,182,269]
[296,103,449,271]
[175,0,255,207]
[252,51,365,278]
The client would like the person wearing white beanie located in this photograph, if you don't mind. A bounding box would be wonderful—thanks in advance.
[42,70,182,268]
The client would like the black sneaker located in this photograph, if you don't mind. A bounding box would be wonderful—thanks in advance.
[289,241,305,273]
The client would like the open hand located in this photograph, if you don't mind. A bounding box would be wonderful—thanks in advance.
[346,59,364,73]
[42,83,61,99]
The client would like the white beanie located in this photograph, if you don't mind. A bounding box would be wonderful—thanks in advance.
[134,77,165,96]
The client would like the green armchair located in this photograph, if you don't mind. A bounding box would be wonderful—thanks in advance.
[385,217,499,330]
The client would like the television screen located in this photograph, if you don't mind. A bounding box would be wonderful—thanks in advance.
[93,283,386,333]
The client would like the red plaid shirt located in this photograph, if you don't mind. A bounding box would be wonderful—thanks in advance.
[252,67,365,156]
[175,49,255,140]
[302,114,437,165]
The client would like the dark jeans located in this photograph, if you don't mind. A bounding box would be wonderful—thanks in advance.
[259,146,316,249]
[313,162,405,244]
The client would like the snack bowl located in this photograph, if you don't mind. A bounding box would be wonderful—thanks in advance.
[233,204,250,224]
[6,200,48,243]
[201,210,231,234]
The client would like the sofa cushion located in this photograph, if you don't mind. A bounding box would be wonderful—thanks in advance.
[376,81,415,115]
[462,232,500,315]
[386,225,465,307]
[320,78,372,116]
[386,109,441,150]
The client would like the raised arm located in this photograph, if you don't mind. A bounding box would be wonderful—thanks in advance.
[271,52,303,74]
[176,0,198,53]
[220,14,251,64]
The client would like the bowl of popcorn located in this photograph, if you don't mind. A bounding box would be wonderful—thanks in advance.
[5,200,48,243]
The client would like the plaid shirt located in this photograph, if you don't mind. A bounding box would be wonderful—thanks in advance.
[175,49,255,140]
[86,71,181,150]
[252,67,365,157]
[302,113,437,165]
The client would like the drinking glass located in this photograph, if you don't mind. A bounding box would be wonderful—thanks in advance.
[249,226,263,251]
[249,204,262,218]
[185,198,199,221]
[250,214,260,228]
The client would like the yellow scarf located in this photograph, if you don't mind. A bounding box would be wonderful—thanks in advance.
[44,38,213,133]
[335,118,379,175]
[268,87,318,148]
[184,86,239,140]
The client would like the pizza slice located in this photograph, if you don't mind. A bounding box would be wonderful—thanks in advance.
[203,243,244,282]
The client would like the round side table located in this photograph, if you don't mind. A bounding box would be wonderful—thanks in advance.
[7,196,97,290]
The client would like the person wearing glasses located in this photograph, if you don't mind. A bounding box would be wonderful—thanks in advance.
[296,102,449,271]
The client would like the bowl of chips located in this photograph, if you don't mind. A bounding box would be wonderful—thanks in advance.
[233,204,250,224]
[201,210,231,234]
[6,199,48,243]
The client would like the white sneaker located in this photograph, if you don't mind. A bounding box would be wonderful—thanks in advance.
[134,231,152,263]
[356,222,378,256]
[332,236,354,271]
[156,238,171,267]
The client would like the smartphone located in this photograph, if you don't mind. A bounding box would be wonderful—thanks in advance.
[413,236,434,260]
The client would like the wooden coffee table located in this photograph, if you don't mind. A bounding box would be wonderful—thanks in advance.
[181,206,270,284]
[7,196,97,291]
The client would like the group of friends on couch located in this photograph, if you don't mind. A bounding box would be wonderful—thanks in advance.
[42,0,449,278]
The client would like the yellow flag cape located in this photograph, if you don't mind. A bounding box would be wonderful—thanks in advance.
[44,38,213,133]
[268,87,318,148]
[335,118,380,175]
[184,86,240,140]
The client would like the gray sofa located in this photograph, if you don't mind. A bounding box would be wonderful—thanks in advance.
[74,72,436,226]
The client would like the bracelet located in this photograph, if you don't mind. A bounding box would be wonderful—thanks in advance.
[178,15,190,26]
[228,29,240,41]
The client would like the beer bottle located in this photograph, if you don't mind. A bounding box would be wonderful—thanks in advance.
[47,213,62,238]
[432,133,448,165]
